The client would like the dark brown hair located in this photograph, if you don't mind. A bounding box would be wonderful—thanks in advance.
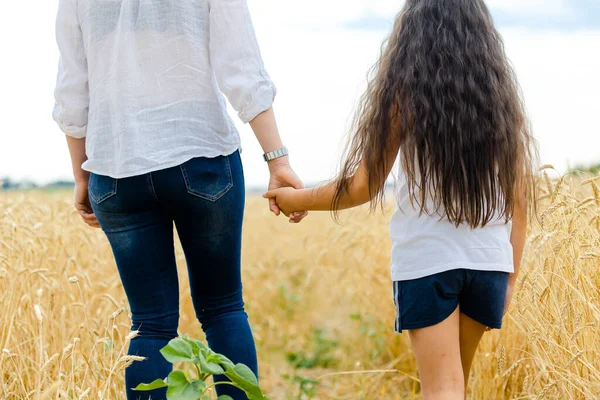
[333,0,537,227]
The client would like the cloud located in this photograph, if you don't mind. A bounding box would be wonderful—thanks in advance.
[1,0,598,185]
[486,0,572,16]
[239,20,600,185]
[273,0,600,32]
[248,0,404,29]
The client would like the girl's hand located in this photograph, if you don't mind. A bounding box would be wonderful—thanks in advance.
[487,276,516,331]
[263,187,303,221]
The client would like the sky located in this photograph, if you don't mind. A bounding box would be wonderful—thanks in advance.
[0,0,599,187]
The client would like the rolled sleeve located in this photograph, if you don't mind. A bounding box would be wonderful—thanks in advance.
[53,0,89,138]
[209,0,277,124]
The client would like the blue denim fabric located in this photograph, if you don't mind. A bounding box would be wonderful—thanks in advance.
[89,151,256,400]
[393,269,509,333]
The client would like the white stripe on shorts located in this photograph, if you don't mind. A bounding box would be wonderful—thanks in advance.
[393,281,401,332]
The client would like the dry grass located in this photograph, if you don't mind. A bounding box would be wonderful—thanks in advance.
[1,169,599,399]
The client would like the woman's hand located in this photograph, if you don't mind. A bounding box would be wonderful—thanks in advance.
[74,179,100,228]
[263,187,303,221]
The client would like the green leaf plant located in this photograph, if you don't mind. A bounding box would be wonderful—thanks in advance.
[134,334,266,400]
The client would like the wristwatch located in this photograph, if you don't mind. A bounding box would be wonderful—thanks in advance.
[263,146,289,162]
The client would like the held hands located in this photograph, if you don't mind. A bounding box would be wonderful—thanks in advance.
[263,187,302,220]
[267,157,308,223]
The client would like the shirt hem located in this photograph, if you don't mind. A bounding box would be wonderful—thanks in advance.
[391,262,514,282]
[82,145,242,179]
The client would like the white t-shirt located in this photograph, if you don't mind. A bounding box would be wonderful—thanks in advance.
[390,169,514,282]
[53,0,276,179]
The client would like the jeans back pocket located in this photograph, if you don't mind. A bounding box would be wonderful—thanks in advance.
[88,173,118,204]
[180,155,234,202]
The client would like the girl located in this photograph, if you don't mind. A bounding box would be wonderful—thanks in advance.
[264,0,536,399]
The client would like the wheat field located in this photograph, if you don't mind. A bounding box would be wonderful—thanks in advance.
[1,169,599,399]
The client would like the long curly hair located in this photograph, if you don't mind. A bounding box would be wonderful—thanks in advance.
[332,0,537,227]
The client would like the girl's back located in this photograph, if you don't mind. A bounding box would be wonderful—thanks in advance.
[390,166,513,281]
[378,0,536,281]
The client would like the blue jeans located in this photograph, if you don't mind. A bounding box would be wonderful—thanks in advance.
[89,151,257,400]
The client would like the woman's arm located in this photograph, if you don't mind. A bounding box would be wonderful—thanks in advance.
[66,136,89,182]
[209,0,306,221]
[66,137,99,228]
[54,0,97,227]
[53,0,89,139]
[208,0,276,124]
[249,108,307,221]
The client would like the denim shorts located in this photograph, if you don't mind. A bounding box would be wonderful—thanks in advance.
[393,269,509,333]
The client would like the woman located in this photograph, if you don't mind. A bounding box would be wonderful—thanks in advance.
[264,0,536,398]
[53,0,306,399]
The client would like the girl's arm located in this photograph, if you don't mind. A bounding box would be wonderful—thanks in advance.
[510,193,527,282]
[264,141,400,215]
[503,187,528,316]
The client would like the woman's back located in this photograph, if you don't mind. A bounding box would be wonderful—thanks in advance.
[54,0,276,178]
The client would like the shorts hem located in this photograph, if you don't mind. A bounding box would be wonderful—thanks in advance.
[395,304,459,334]
[461,309,503,330]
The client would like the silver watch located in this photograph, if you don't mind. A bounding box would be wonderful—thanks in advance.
[263,146,289,162]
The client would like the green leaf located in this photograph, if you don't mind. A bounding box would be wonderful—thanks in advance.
[217,396,234,400]
[160,338,195,364]
[223,363,264,400]
[191,379,207,391]
[199,356,225,375]
[133,378,168,391]
[188,340,203,358]
[165,371,203,400]
[192,338,209,352]
[181,335,209,358]
[210,353,235,370]
[349,313,362,321]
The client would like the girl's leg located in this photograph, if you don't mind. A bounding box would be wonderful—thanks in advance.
[408,307,464,400]
[458,270,510,396]
[459,313,487,392]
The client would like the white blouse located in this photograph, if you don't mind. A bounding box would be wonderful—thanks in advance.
[53,0,276,179]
